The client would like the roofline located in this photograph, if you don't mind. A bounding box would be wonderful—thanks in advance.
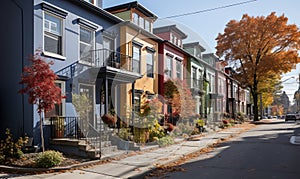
[68,0,123,23]
[203,53,219,61]
[183,42,206,52]
[121,21,163,42]
[153,25,188,39]
[105,1,158,20]
[163,40,191,56]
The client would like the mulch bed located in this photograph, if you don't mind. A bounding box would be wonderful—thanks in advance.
[2,153,91,168]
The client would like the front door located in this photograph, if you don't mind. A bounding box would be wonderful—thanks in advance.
[79,84,95,127]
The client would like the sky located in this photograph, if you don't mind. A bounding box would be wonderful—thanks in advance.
[103,0,300,102]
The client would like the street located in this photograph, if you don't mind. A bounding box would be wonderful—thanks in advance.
[148,120,300,179]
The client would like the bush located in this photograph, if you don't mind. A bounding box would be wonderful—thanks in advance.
[149,120,165,141]
[0,128,28,163]
[157,136,174,147]
[35,150,64,168]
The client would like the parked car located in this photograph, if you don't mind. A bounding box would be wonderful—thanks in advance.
[285,114,300,121]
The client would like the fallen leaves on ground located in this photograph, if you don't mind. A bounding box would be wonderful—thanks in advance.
[145,122,256,178]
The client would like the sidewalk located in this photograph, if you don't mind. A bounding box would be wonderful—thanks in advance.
[0,122,255,179]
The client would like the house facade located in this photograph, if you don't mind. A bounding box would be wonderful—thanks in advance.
[153,25,188,116]
[183,42,206,118]
[34,0,143,133]
[105,1,160,120]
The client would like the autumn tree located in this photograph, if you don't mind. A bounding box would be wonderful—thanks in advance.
[216,12,300,121]
[19,51,64,152]
[164,79,196,120]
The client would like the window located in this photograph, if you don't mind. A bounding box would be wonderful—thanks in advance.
[192,67,197,88]
[176,60,181,79]
[134,93,141,112]
[80,27,94,63]
[133,13,139,25]
[132,12,152,32]
[145,20,150,32]
[146,52,154,78]
[139,17,144,28]
[45,81,65,118]
[44,13,62,55]
[165,55,172,78]
[103,36,115,66]
[132,44,141,73]
[171,34,175,43]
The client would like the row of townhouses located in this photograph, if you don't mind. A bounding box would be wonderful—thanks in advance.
[1,0,251,157]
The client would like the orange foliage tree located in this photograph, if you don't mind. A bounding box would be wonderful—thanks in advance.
[19,51,64,152]
[216,12,300,121]
[164,79,196,120]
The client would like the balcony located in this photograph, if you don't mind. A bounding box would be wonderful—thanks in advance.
[57,49,142,83]
[80,48,133,71]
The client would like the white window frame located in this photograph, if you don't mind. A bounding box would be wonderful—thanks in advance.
[192,66,197,88]
[79,26,95,64]
[43,12,64,57]
[176,60,182,79]
[45,80,66,119]
[146,51,154,78]
[132,44,141,73]
[165,55,172,78]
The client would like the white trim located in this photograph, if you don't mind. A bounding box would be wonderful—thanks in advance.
[43,11,64,56]
[79,25,96,64]
[57,80,66,116]
[43,51,66,60]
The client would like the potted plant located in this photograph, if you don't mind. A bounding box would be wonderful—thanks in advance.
[101,113,116,126]
[196,119,205,133]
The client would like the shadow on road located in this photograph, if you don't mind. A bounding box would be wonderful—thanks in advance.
[145,122,300,179]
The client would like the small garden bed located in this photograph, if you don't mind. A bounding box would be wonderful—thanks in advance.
[3,152,89,168]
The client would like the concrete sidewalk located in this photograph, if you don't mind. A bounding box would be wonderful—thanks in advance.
[0,123,254,179]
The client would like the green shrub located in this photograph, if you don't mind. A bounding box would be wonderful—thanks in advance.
[149,120,165,141]
[0,128,28,163]
[35,150,64,168]
[157,136,174,147]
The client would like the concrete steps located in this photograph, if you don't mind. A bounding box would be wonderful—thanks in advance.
[50,138,119,159]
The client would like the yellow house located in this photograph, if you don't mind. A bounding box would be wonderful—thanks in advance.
[105,2,161,117]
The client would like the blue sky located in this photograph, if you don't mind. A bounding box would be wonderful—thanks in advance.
[104,0,300,102]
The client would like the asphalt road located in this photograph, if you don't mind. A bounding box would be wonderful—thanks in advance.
[149,120,300,179]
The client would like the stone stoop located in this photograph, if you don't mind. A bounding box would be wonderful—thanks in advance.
[49,138,119,159]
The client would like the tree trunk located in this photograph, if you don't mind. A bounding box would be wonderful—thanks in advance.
[39,112,45,152]
[252,92,259,121]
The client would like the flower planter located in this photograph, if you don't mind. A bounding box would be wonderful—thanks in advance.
[101,114,116,126]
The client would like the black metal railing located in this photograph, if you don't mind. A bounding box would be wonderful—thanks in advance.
[50,116,80,139]
[89,48,134,72]
[50,116,101,157]
[56,49,135,79]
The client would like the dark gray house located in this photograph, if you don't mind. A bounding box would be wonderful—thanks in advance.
[0,0,34,139]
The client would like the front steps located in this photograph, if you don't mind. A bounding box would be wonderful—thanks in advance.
[50,138,119,159]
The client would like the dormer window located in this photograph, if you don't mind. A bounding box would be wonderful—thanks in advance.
[132,12,152,32]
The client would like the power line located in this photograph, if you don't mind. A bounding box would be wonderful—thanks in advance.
[160,0,258,19]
